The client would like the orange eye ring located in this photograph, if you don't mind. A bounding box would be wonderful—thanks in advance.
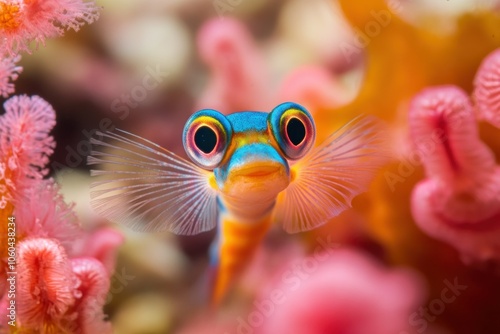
[183,109,232,170]
[268,102,315,160]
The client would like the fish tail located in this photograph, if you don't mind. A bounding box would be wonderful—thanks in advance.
[211,214,272,305]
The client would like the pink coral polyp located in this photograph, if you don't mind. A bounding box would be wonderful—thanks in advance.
[0,55,22,97]
[14,239,114,333]
[16,238,76,328]
[474,48,500,127]
[0,95,56,185]
[409,86,495,185]
[71,257,113,334]
[410,86,500,262]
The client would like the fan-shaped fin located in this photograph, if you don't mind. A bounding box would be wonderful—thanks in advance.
[88,129,218,235]
[274,116,391,233]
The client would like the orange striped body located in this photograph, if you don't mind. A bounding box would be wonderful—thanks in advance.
[211,211,273,304]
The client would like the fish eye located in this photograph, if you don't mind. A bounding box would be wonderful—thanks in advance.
[183,109,232,170]
[286,117,306,146]
[268,102,315,160]
[194,125,217,154]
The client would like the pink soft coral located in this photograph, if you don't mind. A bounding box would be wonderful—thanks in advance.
[474,48,500,127]
[254,249,423,334]
[13,179,82,251]
[0,95,55,181]
[410,86,500,262]
[0,55,21,97]
[0,95,121,331]
[0,0,100,54]
[15,238,112,333]
[0,95,56,269]
[16,238,77,330]
[0,95,56,207]
[70,257,113,333]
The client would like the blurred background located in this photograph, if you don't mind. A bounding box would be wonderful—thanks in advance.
[4,0,500,333]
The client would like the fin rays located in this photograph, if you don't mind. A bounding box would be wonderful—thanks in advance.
[88,129,218,235]
[274,115,391,233]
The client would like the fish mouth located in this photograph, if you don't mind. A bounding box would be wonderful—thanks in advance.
[222,161,290,198]
[232,164,283,178]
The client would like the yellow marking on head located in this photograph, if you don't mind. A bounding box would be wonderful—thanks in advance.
[290,168,297,182]
[208,173,218,190]
[232,131,271,146]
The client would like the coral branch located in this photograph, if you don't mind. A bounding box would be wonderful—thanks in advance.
[0,55,22,97]
[474,48,500,127]
[410,86,500,262]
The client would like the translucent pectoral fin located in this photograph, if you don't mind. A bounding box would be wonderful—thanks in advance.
[274,115,391,233]
[88,129,218,235]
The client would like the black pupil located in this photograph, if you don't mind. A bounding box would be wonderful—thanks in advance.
[286,118,306,146]
[194,126,217,154]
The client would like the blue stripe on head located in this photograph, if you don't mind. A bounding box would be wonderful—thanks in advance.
[226,111,268,133]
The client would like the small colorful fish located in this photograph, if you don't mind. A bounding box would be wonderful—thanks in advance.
[88,102,388,303]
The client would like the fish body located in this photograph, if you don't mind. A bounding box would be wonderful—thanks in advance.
[209,111,291,303]
[88,102,388,303]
